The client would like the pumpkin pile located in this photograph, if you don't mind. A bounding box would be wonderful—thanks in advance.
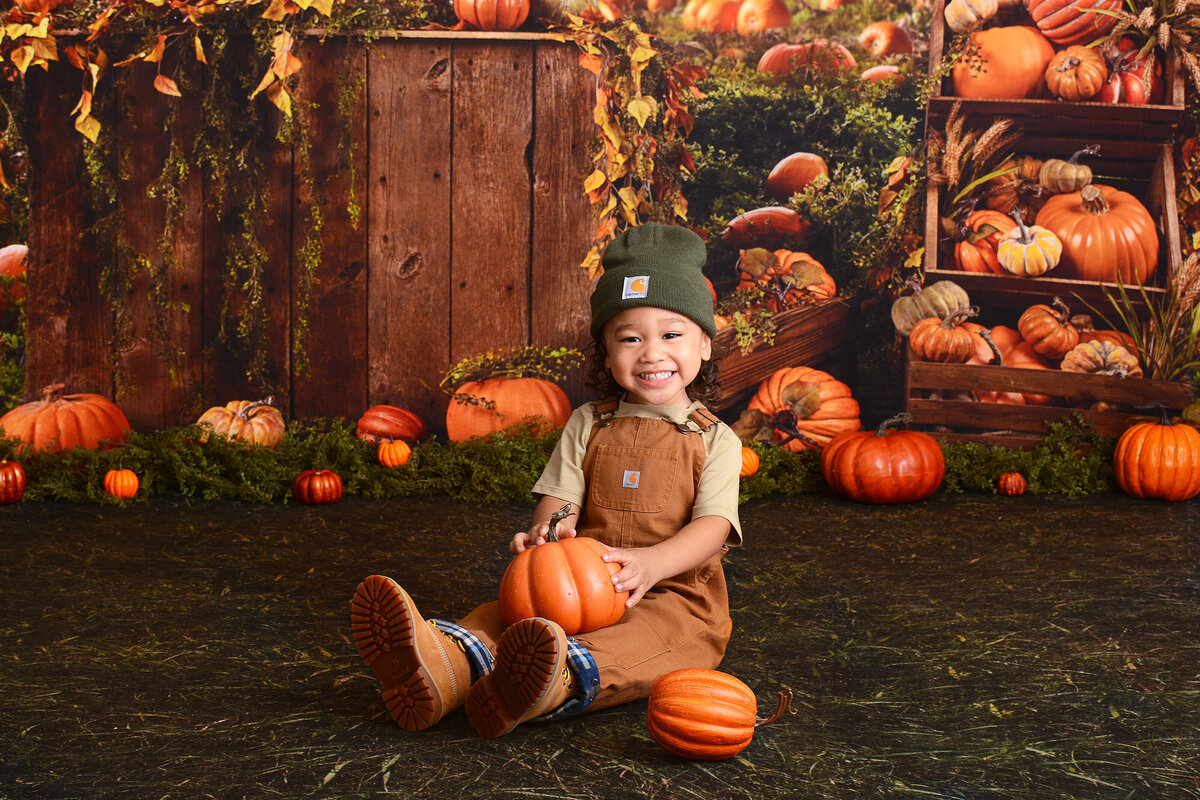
[895,281,1144,408]
[947,144,1160,286]
[943,0,1165,106]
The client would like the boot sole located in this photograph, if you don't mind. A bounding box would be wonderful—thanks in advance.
[466,617,566,738]
[350,575,449,732]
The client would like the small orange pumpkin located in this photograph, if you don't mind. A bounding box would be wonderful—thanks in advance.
[647,668,792,760]
[1045,45,1109,100]
[997,472,1027,496]
[1113,409,1200,501]
[1018,297,1079,360]
[378,438,412,468]
[821,414,945,504]
[103,467,139,499]
[909,307,981,364]
[293,469,344,505]
[0,459,26,504]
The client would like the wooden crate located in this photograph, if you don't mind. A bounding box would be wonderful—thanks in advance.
[23,32,595,434]
[711,297,858,411]
[924,134,1182,316]
[906,358,1192,447]
[925,0,1186,140]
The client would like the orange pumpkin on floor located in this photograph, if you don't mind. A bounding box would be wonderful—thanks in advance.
[647,668,792,760]
[498,536,627,635]
[0,383,131,453]
[746,366,860,451]
[103,467,139,499]
[445,376,571,443]
[293,469,344,505]
[739,446,760,478]
[1113,410,1200,501]
[0,459,26,504]
[821,414,945,504]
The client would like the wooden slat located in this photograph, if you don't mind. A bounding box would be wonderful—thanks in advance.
[530,41,594,407]
[113,63,205,430]
[367,39,453,426]
[449,41,533,362]
[292,38,369,420]
[907,397,1159,437]
[907,361,1192,406]
[712,299,857,410]
[23,62,112,399]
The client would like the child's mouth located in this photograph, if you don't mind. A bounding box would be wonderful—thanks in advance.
[638,371,675,384]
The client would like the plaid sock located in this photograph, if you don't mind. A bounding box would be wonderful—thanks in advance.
[430,619,494,683]
[533,637,599,722]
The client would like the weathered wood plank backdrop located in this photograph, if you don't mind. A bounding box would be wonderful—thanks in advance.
[23,32,596,434]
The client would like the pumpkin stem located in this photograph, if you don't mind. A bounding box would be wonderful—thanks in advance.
[977,327,1003,366]
[1054,55,1082,72]
[940,305,979,328]
[41,383,67,403]
[755,689,794,727]
[236,397,276,420]
[876,412,912,435]
[1050,296,1072,324]
[904,277,923,295]
[1070,313,1096,333]
[1080,184,1109,215]
[1006,209,1033,245]
[1067,145,1101,165]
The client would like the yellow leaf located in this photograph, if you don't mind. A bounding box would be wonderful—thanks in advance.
[144,34,166,64]
[273,51,302,79]
[154,73,182,97]
[75,113,101,143]
[272,30,295,53]
[626,96,654,129]
[31,15,51,37]
[30,35,57,62]
[249,69,276,99]
[6,24,33,39]
[194,35,207,64]
[673,195,688,221]
[629,45,657,64]
[11,44,35,75]
[311,0,334,15]
[582,249,602,279]
[266,81,292,117]
[617,186,639,223]
[71,89,92,118]
[582,169,607,195]
[262,0,291,21]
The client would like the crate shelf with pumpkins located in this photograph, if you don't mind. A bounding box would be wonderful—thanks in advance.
[925,0,1187,140]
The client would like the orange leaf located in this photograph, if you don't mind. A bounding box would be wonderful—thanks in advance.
[154,73,182,97]
[578,52,602,75]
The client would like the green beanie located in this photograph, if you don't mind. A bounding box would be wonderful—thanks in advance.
[590,223,716,338]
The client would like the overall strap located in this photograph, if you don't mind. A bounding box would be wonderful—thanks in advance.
[684,404,720,433]
[593,396,620,427]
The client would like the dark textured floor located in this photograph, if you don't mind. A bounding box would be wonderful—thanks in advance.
[1,493,1199,800]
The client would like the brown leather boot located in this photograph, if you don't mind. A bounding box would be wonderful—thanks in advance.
[350,575,470,731]
[465,616,576,738]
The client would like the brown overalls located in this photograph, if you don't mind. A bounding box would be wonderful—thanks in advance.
[453,401,733,712]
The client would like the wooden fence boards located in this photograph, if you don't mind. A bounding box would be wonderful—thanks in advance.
[21,35,597,435]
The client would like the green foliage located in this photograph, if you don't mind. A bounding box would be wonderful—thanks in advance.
[737,441,826,503]
[940,416,1119,496]
[685,60,923,293]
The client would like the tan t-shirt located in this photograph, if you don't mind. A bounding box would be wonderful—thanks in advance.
[531,399,743,546]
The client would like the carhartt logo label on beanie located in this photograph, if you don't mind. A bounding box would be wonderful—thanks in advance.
[590,223,716,338]
[622,276,649,299]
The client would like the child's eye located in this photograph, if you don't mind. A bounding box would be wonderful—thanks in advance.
[662,332,681,340]
[619,335,641,344]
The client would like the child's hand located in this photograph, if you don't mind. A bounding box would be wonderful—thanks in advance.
[601,547,662,608]
[509,522,577,554]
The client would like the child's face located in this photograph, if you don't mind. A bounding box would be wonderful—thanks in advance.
[602,306,712,408]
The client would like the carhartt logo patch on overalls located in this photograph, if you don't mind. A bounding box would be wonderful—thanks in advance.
[622,276,649,299]
[622,470,641,489]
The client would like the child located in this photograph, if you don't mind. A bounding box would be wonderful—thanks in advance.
[351,222,743,737]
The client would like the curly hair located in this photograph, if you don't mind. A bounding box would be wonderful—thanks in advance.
[583,335,727,407]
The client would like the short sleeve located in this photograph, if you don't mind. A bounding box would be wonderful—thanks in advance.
[692,422,743,546]
[530,404,593,507]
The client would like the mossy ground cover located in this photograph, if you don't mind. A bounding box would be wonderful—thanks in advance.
[1,492,1197,799]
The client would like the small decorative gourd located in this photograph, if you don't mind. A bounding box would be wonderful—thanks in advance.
[293,469,343,505]
[1039,145,1099,194]
[944,0,999,33]
[890,279,971,336]
[908,307,981,364]
[1060,340,1142,378]
[953,209,1012,274]
[197,398,286,449]
[996,212,1062,277]
[1045,46,1109,100]
[1018,297,1079,360]
[647,668,792,760]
